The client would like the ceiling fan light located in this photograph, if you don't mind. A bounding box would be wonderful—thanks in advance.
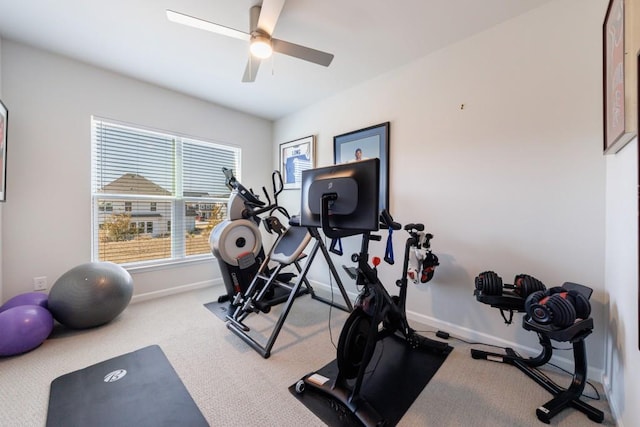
[250,35,273,59]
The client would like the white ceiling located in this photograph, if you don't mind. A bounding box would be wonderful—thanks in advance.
[0,0,554,121]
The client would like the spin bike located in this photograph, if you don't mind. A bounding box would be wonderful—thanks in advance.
[295,208,452,427]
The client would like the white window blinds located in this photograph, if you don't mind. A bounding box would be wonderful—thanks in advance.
[91,118,240,266]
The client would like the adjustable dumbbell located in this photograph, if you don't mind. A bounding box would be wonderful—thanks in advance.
[475,271,546,299]
[524,287,591,328]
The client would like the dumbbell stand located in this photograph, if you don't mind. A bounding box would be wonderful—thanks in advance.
[471,317,603,424]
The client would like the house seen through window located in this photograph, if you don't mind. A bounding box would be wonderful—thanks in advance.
[91,118,240,266]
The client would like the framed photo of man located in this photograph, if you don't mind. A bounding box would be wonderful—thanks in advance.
[333,122,389,211]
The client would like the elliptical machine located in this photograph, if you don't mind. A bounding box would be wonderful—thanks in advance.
[209,167,293,304]
[210,167,353,358]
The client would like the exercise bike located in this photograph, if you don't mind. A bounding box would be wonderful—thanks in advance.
[295,207,452,426]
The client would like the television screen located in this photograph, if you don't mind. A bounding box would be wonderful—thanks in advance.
[300,158,380,233]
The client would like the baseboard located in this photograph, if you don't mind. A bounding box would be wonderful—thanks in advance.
[130,279,222,304]
[307,279,360,302]
[600,374,622,426]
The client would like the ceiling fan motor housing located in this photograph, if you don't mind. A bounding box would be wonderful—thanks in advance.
[250,31,273,58]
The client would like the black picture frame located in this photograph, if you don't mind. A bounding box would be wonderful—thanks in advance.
[333,122,389,211]
[0,99,7,202]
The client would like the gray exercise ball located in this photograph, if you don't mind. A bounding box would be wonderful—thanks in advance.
[48,262,133,329]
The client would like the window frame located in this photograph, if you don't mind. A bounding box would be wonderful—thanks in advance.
[91,117,240,269]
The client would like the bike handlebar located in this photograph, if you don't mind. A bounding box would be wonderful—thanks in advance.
[404,223,424,232]
[380,210,401,230]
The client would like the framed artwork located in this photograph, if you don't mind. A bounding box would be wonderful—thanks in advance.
[333,122,389,211]
[0,99,7,202]
[603,0,638,153]
[280,135,315,190]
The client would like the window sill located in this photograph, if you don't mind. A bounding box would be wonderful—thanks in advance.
[122,254,214,274]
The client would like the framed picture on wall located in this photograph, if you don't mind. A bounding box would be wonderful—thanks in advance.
[279,135,315,190]
[0,99,7,202]
[333,122,390,211]
[603,0,638,154]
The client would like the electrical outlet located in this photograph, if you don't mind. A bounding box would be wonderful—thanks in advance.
[33,276,48,291]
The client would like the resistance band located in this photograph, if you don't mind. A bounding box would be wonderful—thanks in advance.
[384,227,394,264]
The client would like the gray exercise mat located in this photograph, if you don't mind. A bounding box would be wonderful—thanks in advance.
[46,345,208,427]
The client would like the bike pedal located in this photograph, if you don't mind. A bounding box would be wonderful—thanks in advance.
[226,315,250,332]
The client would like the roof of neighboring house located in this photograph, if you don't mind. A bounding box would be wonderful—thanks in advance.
[102,173,171,196]
[184,191,209,198]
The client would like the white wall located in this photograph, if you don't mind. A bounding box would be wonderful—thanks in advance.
[0,37,3,304]
[604,138,639,427]
[276,0,608,375]
[2,0,637,423]
[0,40,273,301]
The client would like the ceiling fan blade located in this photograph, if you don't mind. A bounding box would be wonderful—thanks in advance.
[257,0,286,35]
[272,39,334,67]
[166,10,249,41]
[242,57,262,82]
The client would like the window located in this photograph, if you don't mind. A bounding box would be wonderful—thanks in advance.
[99,201,113,212]
[91,118,239,266]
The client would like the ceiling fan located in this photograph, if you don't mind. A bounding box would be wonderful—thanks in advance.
[166,0,334,82]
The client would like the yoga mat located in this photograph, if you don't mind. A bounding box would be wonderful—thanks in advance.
[290,334,452,426]
[46,345,208,427]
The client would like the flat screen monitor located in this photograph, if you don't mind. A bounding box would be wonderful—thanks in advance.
[300,157,380,232]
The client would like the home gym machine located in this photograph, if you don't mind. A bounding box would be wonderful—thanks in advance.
[209,167,289,304]
[294,158,452,427]
[210,166,320,311]
[225,218,354,358]
[211,168,353,359]
[472,271,604,424]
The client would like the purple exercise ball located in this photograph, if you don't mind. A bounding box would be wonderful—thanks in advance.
[0,305,54,357]
[0,292,48,314]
